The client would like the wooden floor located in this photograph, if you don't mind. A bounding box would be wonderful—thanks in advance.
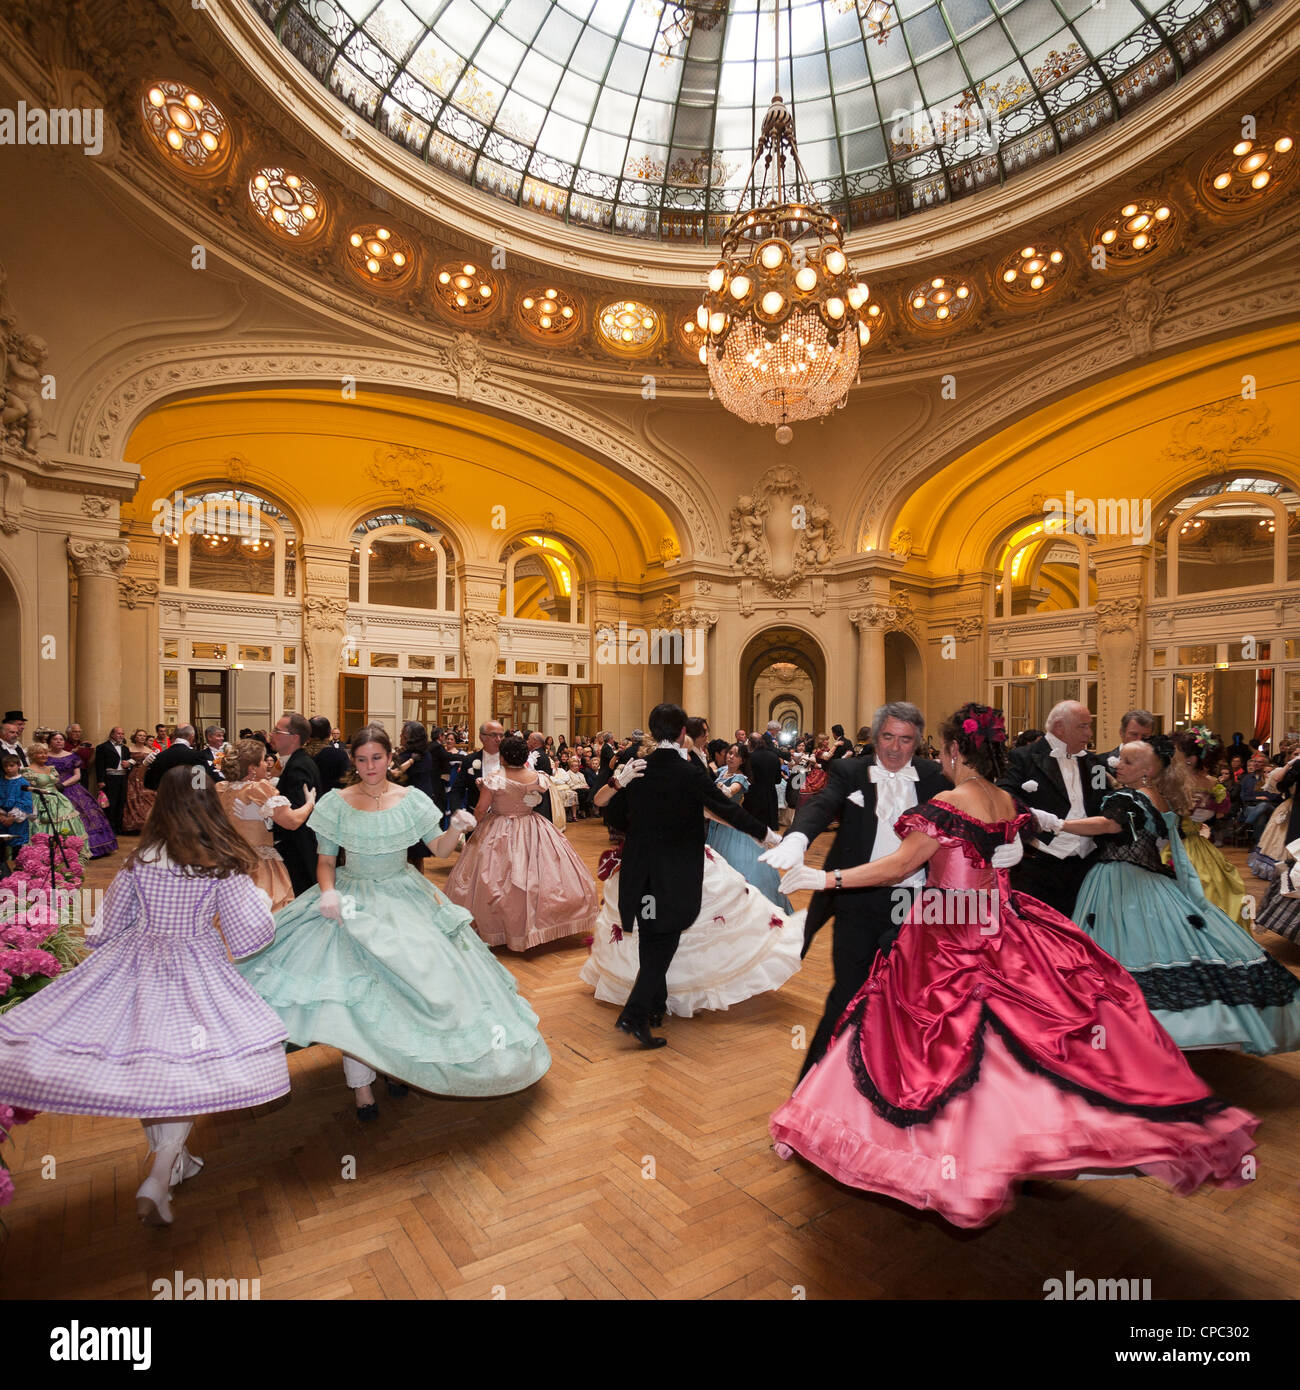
[2,823,1298,1301]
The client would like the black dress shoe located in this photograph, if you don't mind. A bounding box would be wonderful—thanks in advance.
[615,1017,667,1049]
[382,1075,409,1099]
[357,1102,379,1122]
[648,1012,664,1027]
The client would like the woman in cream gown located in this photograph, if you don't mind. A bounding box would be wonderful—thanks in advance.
[214,738,316,911]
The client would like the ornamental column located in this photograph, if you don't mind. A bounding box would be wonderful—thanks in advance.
[460,562,506,732]
[675,604,718,719]
[67,537,129,735]
[1092,543,1149,746]
[300,542,354,722]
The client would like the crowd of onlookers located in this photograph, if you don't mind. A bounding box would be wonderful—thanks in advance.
[2,700,1295,869]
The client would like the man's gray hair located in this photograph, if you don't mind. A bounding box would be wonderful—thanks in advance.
[1120,708,1155,735]
[1044,700,1088,734]
[176,724,196,742]
[871,702,925,741]
[205,725,225,740]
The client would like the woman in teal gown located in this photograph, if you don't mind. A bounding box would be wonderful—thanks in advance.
[237,725,550,1118]
[1055,737,1300,1055]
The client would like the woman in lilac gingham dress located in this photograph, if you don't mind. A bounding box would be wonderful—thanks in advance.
[0,766,291,1226]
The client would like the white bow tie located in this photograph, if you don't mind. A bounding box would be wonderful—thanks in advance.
[869,764,918,783]
[1050,748,1082,761]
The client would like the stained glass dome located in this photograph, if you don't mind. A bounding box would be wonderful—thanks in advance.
[251,0,1258,241]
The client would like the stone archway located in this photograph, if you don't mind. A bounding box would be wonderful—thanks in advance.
[739,626,827,737]
[0,563,21,714]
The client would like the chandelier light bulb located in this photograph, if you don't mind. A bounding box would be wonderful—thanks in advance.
[730,275,751,300]
[795,266,817,292]
[1003,269,1017,282]
[847,284,866,309]
[1121,203,1137,216]
[1252,171,1270,189]
[1276,136,1294,153]
[1155,206,1172,220]
[709,311,726,333]
[760,243,785,269]
[825,249,846,275]
[1233,140,1252,155]
[708,266,726,292]
[697,305,710,329]
[761,290,785,315]
[826,297,845,319]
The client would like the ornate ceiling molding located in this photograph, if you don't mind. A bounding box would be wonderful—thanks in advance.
[67,338,718,559]
[191,0,1300,280]
[850,209,1300,554]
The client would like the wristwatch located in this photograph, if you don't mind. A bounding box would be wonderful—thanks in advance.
[833,868,843,889]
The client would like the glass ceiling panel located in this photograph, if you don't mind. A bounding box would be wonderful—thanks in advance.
[254,0,1259,240]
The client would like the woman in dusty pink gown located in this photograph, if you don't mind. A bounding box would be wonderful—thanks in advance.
[770,703,1258,1229]
[444,734,599,951]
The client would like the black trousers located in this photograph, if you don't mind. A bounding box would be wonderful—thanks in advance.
[799,886,916,1080]
[1009,848,1092,920]
[618,928,684,1025]
[102,774,127,834]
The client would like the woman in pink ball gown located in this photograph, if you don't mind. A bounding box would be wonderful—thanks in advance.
[770,703,1258,1230]
[444,734,599,951]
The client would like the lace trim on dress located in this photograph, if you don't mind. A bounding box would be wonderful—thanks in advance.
[1093,789,1175,877]
[843,997,1230,1129]
[894,799,1033,868]
[1128,957,1300,1011]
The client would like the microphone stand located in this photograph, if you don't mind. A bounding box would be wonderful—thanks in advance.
[28,783,73,888]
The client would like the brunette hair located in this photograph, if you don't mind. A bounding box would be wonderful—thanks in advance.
[499,734,530,768]
[938,702,1010,782]
[726,742,752,777]
[223,737,269,781]
[399,720,429,757]
[342,724,394,788]
[281,711,310,745]
[129,764,259,877]
[684,716,709,742]
[1173,728,1219,772]
[1,753,21,773]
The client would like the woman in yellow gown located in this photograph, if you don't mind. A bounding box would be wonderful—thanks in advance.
[1167,728,1249,931]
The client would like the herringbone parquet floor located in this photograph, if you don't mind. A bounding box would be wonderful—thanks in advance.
[2,823,1298,1300]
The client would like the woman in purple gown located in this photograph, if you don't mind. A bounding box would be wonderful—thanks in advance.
[770,703,1258,1229]
[46,731,117,858]
[0,766,289,1226]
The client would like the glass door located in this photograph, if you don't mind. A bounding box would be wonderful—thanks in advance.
[189,669,228,734]
[570,684,601,740]
[338,674,367,740]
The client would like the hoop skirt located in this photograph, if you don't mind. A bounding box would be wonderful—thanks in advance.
[581,843,804,1015]
[443,772,598,951]
[1075,790,1300,1055]
[770,800,1258,1229]
[706,773,791,910]
[1165,814,1250,931]
[48,753,117,858]
[236,788,551,1096]
[0,855,290,1117]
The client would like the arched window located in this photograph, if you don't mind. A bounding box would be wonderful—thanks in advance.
[499,536,585,623]
[349,512,456,610]
[995,524,1094,617]
[160,488,296,597]
[1152,477,1298,598]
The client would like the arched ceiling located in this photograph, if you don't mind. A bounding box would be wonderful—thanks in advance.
[885,321,1300,574]
[252,0,1255,240]
[120,388,679,579]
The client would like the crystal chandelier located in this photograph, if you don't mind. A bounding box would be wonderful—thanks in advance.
[699,1,872,443]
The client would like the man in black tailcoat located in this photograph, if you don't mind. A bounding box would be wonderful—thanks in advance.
[270,711,323,896]
[743,723,783,832]
[762,701,956,1077]
[143,724,204,790]
[602,702,780,1049]
[997,699,1110,919]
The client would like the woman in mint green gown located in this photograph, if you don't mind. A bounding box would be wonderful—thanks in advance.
[236,726,550,1117]
[1060,738,1300,1056]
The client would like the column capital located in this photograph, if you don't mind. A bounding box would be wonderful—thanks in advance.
[1095,594,1143,634]
[67,536,129,578]
[849,603,897,631]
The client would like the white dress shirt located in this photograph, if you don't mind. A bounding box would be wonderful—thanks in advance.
[868,762,924,889]
[480,750,501,778]
[1038,731,1094,860]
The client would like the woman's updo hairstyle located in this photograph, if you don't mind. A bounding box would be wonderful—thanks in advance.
[1173,726,1218,772]
[938,702,1009,782]
[224,738,267,780]
[499,734,530,768]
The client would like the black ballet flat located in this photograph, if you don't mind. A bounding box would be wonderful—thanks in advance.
[615,1017,667,1050]
[356,1102,379,1122]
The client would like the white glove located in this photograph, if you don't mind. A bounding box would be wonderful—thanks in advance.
[780,864,826,895]
[450,809,477,834]
[759,831,808,871]
[318,888,343,921]
[7,808,26,822]
[990,839,1023,869]
[761,827,782,848]
[613,758,646,788]
[1032,808,1063,833]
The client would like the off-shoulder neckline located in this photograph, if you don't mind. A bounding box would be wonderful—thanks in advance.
[920,796,1030,830]
[334,785,414,814]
